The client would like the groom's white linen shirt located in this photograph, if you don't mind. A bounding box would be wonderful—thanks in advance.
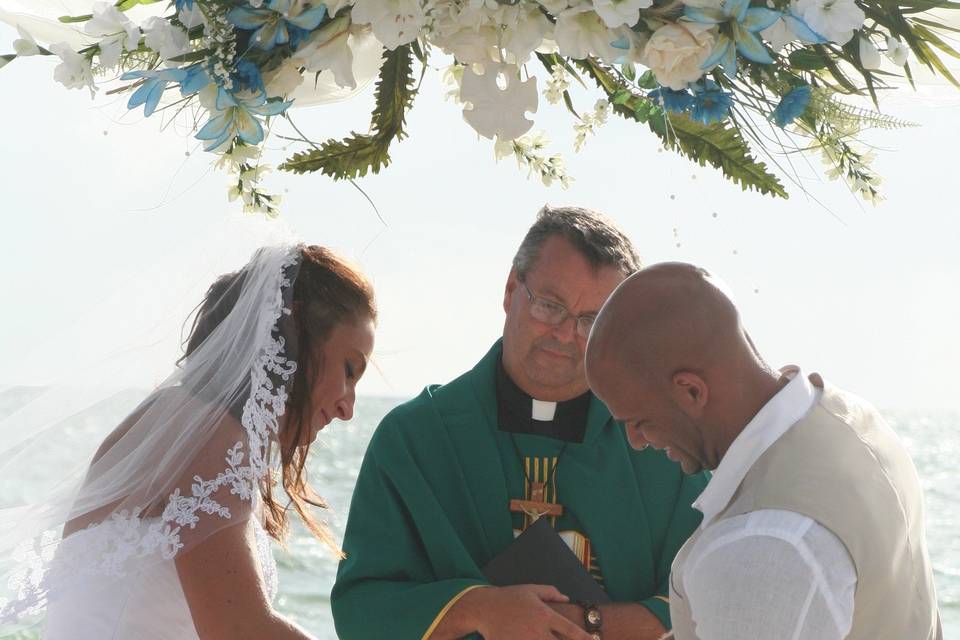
[678,367,857,640]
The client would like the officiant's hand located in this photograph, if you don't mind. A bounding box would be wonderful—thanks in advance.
[429,584,594,640]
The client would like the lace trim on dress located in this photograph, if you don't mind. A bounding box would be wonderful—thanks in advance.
[0,247,299,622]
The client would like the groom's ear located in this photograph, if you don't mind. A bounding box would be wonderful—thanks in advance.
[670,371,708,418]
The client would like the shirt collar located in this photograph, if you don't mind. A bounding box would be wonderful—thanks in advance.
[692,366,819,528]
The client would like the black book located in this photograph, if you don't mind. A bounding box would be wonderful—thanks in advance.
[481,518,611,603]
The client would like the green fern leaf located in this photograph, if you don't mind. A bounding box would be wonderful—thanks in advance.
[577,58,788,199]
[280,45,417,180]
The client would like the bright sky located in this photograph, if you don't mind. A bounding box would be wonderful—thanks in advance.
[1,19,959,411]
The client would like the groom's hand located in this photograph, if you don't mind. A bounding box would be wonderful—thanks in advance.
[429,584,593,640]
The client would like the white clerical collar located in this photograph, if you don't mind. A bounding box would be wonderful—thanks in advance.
[692,366,819,528]
[531,399,557,421]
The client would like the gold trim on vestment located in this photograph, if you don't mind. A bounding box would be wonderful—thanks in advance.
[421,584,490,640]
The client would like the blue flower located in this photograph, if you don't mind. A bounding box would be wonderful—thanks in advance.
[691,81,734,124]
[195,87,292,151]
[121,68,189,117]
[648,87,695,114]
[227,0,328,51]
[179,63,211,96]
[685,0,781,77]
[233,60,266,97]
[771,84,812,127]
[175,0,194,11]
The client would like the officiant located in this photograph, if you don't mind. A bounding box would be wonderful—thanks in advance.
[331,206,708,640]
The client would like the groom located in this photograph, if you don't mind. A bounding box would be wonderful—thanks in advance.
[585,262,942,639]
[332,206,708,639]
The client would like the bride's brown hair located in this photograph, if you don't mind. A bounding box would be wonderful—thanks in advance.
[182,245,376,553]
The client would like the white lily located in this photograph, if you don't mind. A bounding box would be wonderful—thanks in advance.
[859,36,881,69]
[85,2,140,70]
[791,0,864,45]
[293,15,357,89]
[497,4,552,63]
[592,0,653,29]
[350,0,426,49]
[143,17,190,61]
[886,36,909,66]
[50,42,96,96]
[13,26,41,57]
[554,6,620,63]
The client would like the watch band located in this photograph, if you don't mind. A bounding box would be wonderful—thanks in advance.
[577,601,603,639]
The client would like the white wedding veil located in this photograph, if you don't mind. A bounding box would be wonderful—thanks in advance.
[0,240,308,633]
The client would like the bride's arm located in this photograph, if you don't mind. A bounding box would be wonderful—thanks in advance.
[176,518,315,640]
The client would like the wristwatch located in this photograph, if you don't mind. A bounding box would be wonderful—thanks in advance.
[578,601,603,640]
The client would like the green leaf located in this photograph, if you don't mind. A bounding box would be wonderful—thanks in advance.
[815,44,862,93]
[577,58,788,198]
[788,48,829,70]
[912,16,960,34]
[562,90,582,120]
[280,45,417,180]
[897,0,960,14]
[166,50,210,63]
[611,89,632,105]
[621,63,636,82]
[58,13,93,23]
[907,34,960,87]
[115,0,164,11]
[636,69,659,89]
[912,23,960,60]
[0,54,15,70]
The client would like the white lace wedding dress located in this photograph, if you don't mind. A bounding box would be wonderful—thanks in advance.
[42,517,279,639]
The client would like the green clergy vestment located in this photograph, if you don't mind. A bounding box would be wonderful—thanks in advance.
[331,341,708,639]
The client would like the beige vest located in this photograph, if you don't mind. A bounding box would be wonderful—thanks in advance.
[669,377,941,640]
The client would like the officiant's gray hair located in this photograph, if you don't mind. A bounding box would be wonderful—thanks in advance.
[513,205,641,278]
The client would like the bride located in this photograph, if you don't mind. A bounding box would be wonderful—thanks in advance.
[0,244,376,638]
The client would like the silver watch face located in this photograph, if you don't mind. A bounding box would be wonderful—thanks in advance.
[587,609,601,625]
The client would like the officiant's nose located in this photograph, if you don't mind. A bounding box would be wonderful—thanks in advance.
[551,314,578,344]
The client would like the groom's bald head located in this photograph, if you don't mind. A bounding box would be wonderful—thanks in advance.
[585,262,775,470]
[586,262,748,384]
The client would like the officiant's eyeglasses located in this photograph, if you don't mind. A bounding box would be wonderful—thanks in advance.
[519,281,597,339]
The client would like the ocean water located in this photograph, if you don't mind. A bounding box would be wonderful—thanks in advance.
[1,390,957,638]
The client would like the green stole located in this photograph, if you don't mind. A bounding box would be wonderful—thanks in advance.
[331,341,707,639]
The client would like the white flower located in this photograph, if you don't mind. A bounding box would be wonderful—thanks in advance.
[886,36,909,66]
[143,17,190,61]
[179,4,207,30]
[50,42,96,95]
[761,16,798,51]
[350,0,425,49]
[791,0,864,45]
[431,25,499,65]
[554,6,621,62]
[859,36,881,69]
[497,4,553,63]
[85,2,140,46]
[292,16,357,89]
[543,64,570,104]
[85,2,140,70]
[263,58,306,97]
[592,0,653,29]
[13,26,41,56]
[641,22,716,90]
